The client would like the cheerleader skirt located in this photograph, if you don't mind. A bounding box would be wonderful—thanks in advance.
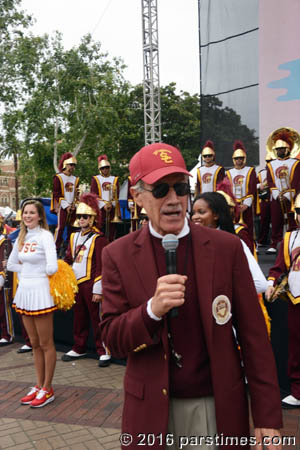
[12,276,57,316]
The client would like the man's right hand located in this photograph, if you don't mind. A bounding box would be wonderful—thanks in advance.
[265,285,275,301]
[151,274,187,318]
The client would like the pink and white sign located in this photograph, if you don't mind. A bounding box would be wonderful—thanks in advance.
[259,0,300,167]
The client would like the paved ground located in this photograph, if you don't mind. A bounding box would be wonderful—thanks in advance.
[0,341,299,449]
[0,248,299,449]
[0,343,124,449]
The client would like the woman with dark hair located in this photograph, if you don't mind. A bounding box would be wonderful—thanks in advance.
[192,192,267,294]
[192,192,235,234]
[7,199,58,408]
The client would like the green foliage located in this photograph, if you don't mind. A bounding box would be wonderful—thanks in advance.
[0,1,258,201]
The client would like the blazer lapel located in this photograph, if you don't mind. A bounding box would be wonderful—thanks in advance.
[132,226,159,300]
[191,223,214,351]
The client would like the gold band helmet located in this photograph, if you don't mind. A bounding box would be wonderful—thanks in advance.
[98,154,111,170]
[232,140,247,168]
[76,202,97,216]
[58,152,77,172]
[75,193,101,228]
[216,178,236,208]
[63,156,77,169]
[266,127,300,160]
[201,140,215,157]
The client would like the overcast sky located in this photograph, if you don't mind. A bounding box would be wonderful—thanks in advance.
[21,0,200,95]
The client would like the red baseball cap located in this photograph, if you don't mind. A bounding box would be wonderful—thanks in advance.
[129,143,191,185]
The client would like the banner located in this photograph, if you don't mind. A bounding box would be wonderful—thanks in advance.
[259,0,300,166]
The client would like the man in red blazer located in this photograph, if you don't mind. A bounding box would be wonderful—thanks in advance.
[101,143,282,450]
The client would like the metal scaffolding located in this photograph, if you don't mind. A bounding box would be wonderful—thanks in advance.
[141,0,161,144]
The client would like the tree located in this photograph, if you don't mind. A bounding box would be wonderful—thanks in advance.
[10,32,132,197]
[0,0,36,206]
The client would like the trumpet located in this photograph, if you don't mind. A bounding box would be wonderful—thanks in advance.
[66,186,80,226]
[279,174,291,233]
[105,185,113,240]
[130,201,139,232]
[234,185,245,224]
[111,184,122,224]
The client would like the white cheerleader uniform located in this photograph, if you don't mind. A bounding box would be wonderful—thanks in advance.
[7,226,58,315]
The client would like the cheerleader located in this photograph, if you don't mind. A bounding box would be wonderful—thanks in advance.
[7,199,58,408]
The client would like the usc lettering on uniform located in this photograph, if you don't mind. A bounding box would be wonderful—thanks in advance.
[22,242,37,253]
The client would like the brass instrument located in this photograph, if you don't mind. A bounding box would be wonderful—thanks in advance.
[258,179,270,201]
[268,273,289,303]
[105,185,113,240]
[66,186,80,226]
[111,184,122,224]
[279,174,291,234]
[234,184,245,224]
[266,127,300,160]
[130,201,139,232]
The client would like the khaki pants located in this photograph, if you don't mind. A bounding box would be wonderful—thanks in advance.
[168,397,217,449]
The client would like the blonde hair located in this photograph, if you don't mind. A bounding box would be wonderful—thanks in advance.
[18,199,49,250]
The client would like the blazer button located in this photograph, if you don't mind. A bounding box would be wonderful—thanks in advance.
[162,388,168,396]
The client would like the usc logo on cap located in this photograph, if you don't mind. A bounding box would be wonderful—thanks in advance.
[153,149,173,164]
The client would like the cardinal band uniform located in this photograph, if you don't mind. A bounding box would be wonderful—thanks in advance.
[63,193,110,365]
[226,141,257,239]
[51,152,79,253]
[90,154,120,242]
[267,223,300,408]
[0,233,14,345]
[195,140,225,195]
[266,130,300,252]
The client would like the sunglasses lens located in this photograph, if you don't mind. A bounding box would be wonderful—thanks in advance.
[174,183,190,196]
[151,183,170,198]
[151,183,189,198]
[77,214,89,219]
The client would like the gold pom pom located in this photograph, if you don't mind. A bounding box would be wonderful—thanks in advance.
[49,260,78,311]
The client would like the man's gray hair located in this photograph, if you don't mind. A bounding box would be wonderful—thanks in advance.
[131,179,145,193]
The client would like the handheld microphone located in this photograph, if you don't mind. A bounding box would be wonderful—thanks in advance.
[162,234,179,317]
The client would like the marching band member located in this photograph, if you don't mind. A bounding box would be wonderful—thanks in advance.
[266,194,300,409]
[266,130,300,254]
[51,152,79,254]
[256,153,273,248]
[226,140,257,240]
[7,199,58,408]
[0,218,13,346]
[62,193,110,367]
[216,178,255,254]
[195,140,225,195]
[90,155,120,242]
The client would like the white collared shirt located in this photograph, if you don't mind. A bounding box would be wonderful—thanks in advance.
[149,217,190,239]
[147,218,190,320]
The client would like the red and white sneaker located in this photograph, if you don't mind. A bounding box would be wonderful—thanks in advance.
[20,385,40,405]
[30,387,55,408]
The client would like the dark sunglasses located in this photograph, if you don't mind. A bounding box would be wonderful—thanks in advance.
[233,157,245,160]
[202,154,213,158]
[76,214,90,219]
[144,182,190,199]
